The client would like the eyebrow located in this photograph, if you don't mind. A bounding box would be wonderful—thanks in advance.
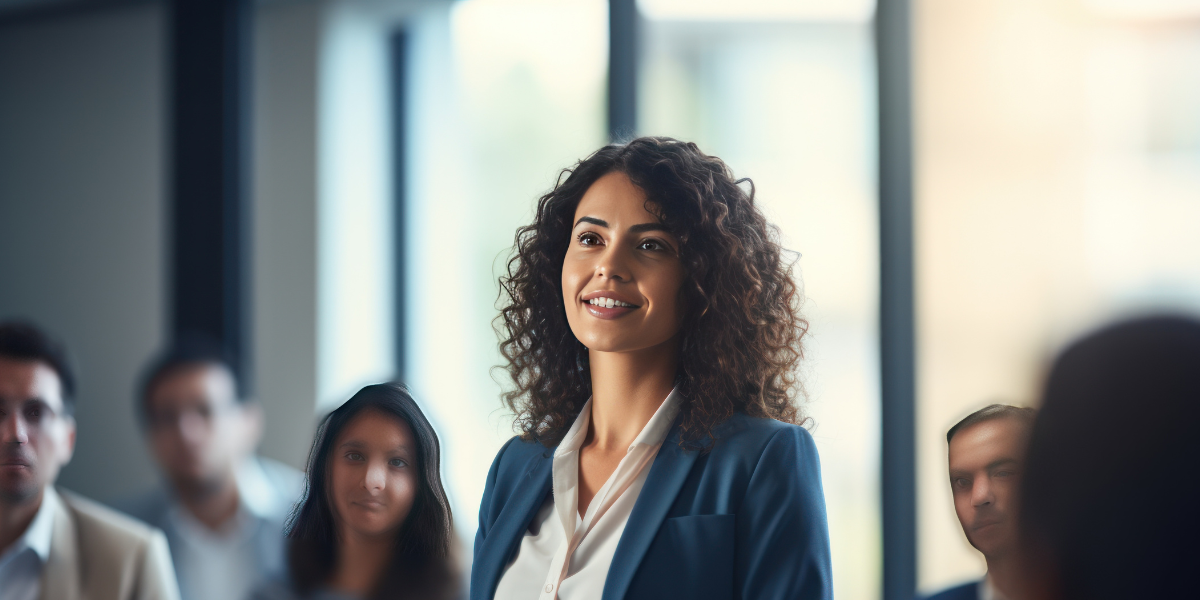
[948,458,1018,478]
[24,398,56,413]
[338,440,412,453]
[574,216,671,234]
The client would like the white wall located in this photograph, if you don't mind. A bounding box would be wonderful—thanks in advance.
[0,0,448,492]
[253,0,324,469]
[0,5,167,502]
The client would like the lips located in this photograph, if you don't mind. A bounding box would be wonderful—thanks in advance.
[581,290,641,320]
[0,453,32,468]
[973,519,1003,532]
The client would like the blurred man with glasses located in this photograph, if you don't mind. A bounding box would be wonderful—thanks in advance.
[0,320,179,600]
[120,337,302,600]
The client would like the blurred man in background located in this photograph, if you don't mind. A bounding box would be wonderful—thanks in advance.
[0,320,180,600]
[921,404,1035,600]
[121,337,302,600]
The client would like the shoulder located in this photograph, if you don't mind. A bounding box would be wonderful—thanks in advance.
[479,436,552,518]
[242,454,307,519]
[59,488,168,556]
[706,413,818,466]
[110,486,171,527]
[490,435,553,478]
[254,454,306,498]
[248,579,302,600]
[921,581,981,600]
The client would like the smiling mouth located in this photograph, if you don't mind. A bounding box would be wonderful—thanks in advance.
[587,297,638,309]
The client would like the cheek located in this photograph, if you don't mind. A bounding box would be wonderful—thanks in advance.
[388,472,418,521]
[647,269,686,322]
[562,257,587,297]
[953,493,972,516]
[328,462,356,508]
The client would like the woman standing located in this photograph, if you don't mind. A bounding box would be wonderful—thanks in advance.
[255,383,458,600]
[473,137,831,600]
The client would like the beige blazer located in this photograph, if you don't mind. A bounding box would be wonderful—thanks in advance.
[40,488,181,600]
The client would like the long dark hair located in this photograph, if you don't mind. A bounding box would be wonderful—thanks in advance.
[498,136,807,448]
[286,383,456,599]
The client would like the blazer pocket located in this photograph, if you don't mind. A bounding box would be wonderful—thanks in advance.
[636,514,735,600]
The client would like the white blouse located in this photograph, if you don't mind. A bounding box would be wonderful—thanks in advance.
[493,388,681,600]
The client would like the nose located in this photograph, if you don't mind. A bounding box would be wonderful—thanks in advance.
[972,478,995,508]
[364,461,387,492]
[178,411,208,446]
[1,412,29,445]
[595,244,632,282]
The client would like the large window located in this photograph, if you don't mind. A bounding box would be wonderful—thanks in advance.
[915,0,1200,592]
[639,3,882,599]
[403,0,608,546]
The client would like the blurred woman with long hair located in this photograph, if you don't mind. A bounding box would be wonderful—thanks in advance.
[255,383,458,600]
[473,137,832,600]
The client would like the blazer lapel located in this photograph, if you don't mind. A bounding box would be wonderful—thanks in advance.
[602,423,699,600]
[473,451,553,600]
[40,494,81,600]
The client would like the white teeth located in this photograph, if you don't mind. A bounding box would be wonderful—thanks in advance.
[588,297,634,308]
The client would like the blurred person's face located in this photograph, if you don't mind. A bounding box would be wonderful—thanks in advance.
[562,171,686,355]
[0,358,75,505]
[328,409,417,541]
[948,417,1027,559]
[145,363,260,494]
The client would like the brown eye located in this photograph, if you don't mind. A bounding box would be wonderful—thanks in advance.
[578,232,603,246]
[638,239,668,252]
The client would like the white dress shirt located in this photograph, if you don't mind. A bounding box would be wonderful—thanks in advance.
[0,487,59,600]
[980,575,1007,600]
[494,388,681,600]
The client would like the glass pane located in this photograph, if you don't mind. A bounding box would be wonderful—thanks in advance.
[916,0,1200,592]
[639,9,882,600]
[404,0,607,544]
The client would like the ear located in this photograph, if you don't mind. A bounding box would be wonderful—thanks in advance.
[240,402,264,451]
[62,415,76,466]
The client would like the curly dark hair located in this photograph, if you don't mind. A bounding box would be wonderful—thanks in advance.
[497,136,808,447]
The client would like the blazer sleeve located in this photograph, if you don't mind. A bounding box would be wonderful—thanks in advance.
[134,528,182,600]
[475,436,515,562]
[735,425,833,600]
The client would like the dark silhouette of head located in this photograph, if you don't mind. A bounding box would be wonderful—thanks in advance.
[1018,315,1200,600]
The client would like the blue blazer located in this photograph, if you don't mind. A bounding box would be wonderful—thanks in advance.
[920,581,980,600]
[471,413,832,600]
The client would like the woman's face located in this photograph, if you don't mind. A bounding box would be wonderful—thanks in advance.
[328,408,418,541]
[562,171,686,354]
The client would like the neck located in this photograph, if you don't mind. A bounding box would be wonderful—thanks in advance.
[330,526,395,597]
[586,335,679,451]
[985,550,1017,598]
[0,488,44,553]
[176,471,240,531]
